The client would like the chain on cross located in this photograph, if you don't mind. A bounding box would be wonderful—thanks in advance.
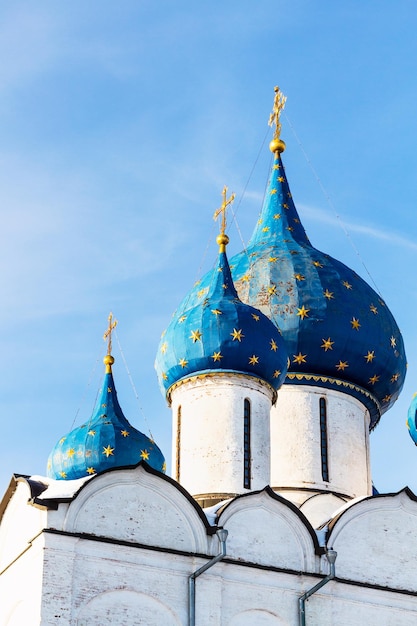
[213,185,235,236]
[103,312,118,356]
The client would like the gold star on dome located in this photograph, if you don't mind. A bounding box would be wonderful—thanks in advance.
[212,309,222,316]
[101,403,107,409]
[294,273,305,281]
[179,358,188,368]
[162,462,167,472]
[262,226,270,233]
[273,369,281,378]
[231,328,244,342]
[197,288,208,298]
[212,351,223,362]
[390,336,397,348]
[287,226,294,232]
[313,260,323,268]
[365,351,375,363]
[321,338,334,352]
[324,289,334,300]
[88,430,96,436]
[383,395,392,403]
[121,430,129,437]
[290,250,298,255]
[162,372,168,380]
[268,284,277,295]
[278,176,285,182]
[222,283,228,290]
[270,339,278,351]
[59,437,66,445]
[47,460,51,470]
[86,467,96,475]
[178,315,187,323]
[283,203,289,209]
[294,218,300,224]
[60,471,67,479]
[269,256,278,263]
[297,305,309,320]
[194,279,201,287]
[140,449,150,461]
[103,445,114,457]
[370,304,378,315]
[342,281,352,290]
[369,374,380,385]
[67,448,75,458]
[336,360,349,371]
[190,329,202,342]
[252,313,260,321]
[257,219,263,226]
[293,352,307,364]
[242,274,251,282]
[351,318,361,330]
[107,387,112,393]
[161,342,168,354]
[391,373,400,382]
[274,213,281,219]
[249,355,259,365]
[270,188,277,195]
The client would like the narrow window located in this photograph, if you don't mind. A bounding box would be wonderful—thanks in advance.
[243,398,251,489]
[176,405,181,482]
[319,397,329,482]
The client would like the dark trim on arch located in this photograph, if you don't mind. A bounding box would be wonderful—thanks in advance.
[216,485,324,555]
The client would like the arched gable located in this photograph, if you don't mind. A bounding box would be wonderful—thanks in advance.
[217,487,319,572]
[327,488,417,591]
[63,463,213,554]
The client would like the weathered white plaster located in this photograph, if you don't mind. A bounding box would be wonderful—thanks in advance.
[217,489,318,572]
[1,469,417,625]
[171,374,274,499]
[271,385,371,499]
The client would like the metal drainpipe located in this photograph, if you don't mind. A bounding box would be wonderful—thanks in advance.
[298,549,337,626]
[189,528,228,626]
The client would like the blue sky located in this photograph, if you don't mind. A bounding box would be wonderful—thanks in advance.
[1,1,417,497]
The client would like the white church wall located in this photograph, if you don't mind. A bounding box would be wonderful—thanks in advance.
[328,489,417,592]
[217,488,319,573]
[0,532,44,626]
[271,386,371,499]
[171,375,273,499]
[0,479,47,571]
[62,465,211,554]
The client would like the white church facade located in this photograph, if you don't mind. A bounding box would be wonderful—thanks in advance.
[1,89,416,625]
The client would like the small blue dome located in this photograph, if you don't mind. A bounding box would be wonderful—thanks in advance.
[47,355,166,480]
[155,239,288,399]
[407,394,417,445]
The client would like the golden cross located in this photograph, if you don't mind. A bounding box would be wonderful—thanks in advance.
[213,185,235,236]
[268,86,287,140]
[103,312,118,355]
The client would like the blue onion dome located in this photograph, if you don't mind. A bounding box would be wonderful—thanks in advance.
[228,135,406,426]
[407,393,417,445]
[168,89,406,427]
[47,322,166,480]
[155,191,288,402]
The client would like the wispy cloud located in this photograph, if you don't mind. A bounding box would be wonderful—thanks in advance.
[298,203,417,252]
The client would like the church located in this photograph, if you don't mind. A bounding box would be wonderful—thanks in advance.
[1,88,416,625]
